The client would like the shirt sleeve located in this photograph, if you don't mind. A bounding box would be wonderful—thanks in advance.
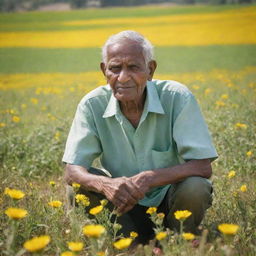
[62,101,102,168]
[173,94,218,161]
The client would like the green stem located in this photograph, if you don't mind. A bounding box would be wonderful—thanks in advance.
[6,220,17,254]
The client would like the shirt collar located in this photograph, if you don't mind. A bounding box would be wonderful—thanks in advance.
[102,81,165,119]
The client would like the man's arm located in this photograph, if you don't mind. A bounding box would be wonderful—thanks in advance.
[130,158,212,195]
[65,164,144,213]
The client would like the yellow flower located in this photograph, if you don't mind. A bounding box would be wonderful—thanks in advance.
[89,205,103,215]
[182,233,195,240]
[157,213,165,219]
[100,199,108,206]
[218,224,239,235]
[146,207,157,215]
[235,122,247,129]
[21,104,27,109]
[0,122,6,127]
[30,98,38,104]
[215,100,225,107]
[61,252,75,256]
[48,200,62,208]
[156,231,167,241]
[12,116,20,123]
[97,252,105,256]
[72,182,81,189]
[204,88,212,95]
[67,241,84,252]
[49,181,56,186]
[227,170,236,179]
[23,235,51,252]
[113,238,132,250]
[240,184,247,192]
[174,210,192,220]
[246,151,252,157]
[75,194,90,206]
[192,85,200,90]
[130,231,138,238]
[83,224,105,238]
[4,188,25,199]
[5,207,28,219]
[221,94,229,99]
[54,131,60,140]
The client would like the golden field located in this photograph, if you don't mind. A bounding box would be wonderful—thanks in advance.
[0,6,255,48]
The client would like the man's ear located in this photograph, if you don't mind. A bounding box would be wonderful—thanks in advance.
[100,62,106,76]
[147,60,157,81]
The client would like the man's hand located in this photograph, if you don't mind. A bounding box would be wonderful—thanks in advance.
[101,176,145,214]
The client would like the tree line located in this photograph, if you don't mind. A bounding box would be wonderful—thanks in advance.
[0,0,255,12]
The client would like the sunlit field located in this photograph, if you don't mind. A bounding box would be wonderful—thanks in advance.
[0,4,255,256]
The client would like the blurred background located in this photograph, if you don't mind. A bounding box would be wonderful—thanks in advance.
[0,0,255,12]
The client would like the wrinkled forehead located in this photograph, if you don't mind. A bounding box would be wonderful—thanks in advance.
[106,40,145,62]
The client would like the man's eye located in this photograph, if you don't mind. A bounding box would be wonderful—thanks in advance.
[110,67,120,72]
[130,65,139,71]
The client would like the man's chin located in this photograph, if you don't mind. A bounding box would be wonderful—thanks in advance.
[114,93,134,103]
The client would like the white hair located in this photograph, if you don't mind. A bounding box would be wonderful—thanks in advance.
[102,30,154,64]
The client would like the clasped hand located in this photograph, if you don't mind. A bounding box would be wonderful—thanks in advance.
[101,173,150,214]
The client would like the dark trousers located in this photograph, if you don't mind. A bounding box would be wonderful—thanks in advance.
[67,168,213,244]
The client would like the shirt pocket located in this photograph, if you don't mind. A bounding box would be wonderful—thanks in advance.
[151,148,178,169]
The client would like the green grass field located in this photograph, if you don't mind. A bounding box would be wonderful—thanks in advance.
[0,4,255,256]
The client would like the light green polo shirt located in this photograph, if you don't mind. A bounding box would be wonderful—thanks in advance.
[63,79,218,207]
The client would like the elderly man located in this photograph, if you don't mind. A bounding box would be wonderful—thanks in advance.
[63,30,217,244]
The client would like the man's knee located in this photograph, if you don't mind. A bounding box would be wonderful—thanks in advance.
[174,176,212,206]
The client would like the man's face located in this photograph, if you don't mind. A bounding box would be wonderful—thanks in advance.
[101,40,156,103]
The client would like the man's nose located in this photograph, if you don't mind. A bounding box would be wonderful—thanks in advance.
[117,69,130,84]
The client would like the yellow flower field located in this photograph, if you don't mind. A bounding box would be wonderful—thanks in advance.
[0,6,255,48]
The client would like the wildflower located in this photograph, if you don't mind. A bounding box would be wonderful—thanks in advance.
[218,224,239,235]
[146,207,157,215]
[246,151,252,157]
[5,207,28,219]
[69,87,75,92]
[215,100,225,107]
[221,94,229,99]
[0,122,6,127]
[182,233,195,240]
[75,194,90,206]
[227,170,236,179]
[240,184,247,192]
[83,224,105,238]
[130,231,138,238]
[156,231,167,241]
[89,205,103,215]
[192,85,200,90]
[100,199,108,206]
[61,252,75,256]
[48,200,62,208]
[97,252,105,256]
[113,238,132,250]
[67,241,84,252]
[54,131,60,140]
[235,122,247,129]
[23,235,51,252]
[12,116,20,123]
[72,182,81,189]
[157,213,165,219]
[4,188,25,199]
[174,210,192,220]
[233,192,238,197]
[65,229,71,234]
[21,104,27,109]
[204,88,212,95]
[49,181,56,186]
[30,98,38,104]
